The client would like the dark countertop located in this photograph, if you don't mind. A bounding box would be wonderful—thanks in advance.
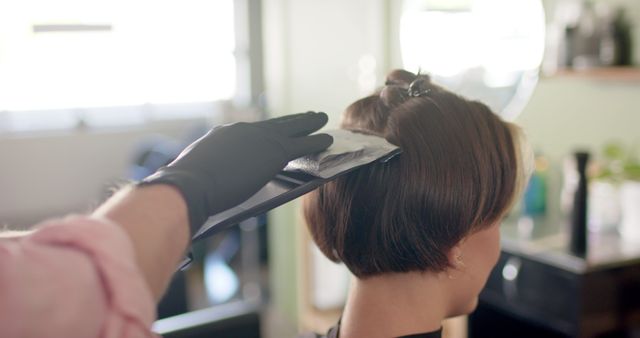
[501,215,640,274]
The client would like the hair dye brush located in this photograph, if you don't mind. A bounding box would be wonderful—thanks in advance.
[191,129,400,241]
[178,130,400,269]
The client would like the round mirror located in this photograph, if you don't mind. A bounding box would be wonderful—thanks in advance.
[400,0,545,120]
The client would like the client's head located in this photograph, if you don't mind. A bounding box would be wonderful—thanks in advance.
[303,69,532,315]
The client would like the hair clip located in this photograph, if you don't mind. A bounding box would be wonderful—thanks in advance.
[407,79,431,98]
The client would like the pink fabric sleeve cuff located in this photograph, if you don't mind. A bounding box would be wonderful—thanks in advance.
[0,215,158,338]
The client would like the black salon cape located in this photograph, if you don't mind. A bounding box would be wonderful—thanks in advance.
[299,322,442,338]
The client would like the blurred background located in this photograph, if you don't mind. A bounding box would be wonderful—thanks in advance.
[1,0,640,337]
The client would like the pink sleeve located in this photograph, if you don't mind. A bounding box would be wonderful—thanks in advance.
[0,216,158,338]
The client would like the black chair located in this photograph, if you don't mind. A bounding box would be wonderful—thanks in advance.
[153,301,261,338]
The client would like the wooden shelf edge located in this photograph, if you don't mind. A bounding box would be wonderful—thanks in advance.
[548,67,640,82]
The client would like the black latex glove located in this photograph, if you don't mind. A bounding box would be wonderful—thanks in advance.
[141,112,333,235]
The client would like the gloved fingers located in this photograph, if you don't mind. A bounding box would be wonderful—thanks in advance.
[260,112,329,137]
[286,133,334,159]
[257,111,316,126]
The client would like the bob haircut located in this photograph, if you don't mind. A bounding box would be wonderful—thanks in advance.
[303,69,532,278]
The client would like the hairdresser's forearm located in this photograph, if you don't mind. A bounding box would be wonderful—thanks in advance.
[92,184,190,301]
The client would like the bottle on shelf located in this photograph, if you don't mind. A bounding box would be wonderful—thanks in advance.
[523,153,548,217]
[613,7,633,66]
[570,151,590,257]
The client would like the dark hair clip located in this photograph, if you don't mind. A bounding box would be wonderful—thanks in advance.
[407,79,431,98]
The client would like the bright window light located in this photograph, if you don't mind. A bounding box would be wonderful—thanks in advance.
[0,0,236,112]
[400,0,545,119]
[401,11,478,77]
[401,0,544,78]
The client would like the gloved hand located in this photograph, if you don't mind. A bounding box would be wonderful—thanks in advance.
[141,112,333,235]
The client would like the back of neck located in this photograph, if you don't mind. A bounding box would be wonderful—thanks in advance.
[339,272,449,338]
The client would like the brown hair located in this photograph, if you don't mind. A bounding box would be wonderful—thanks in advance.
[303,69,530,278]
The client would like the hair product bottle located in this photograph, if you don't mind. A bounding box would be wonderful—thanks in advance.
[570,151,590,257]
[613,7,633,66]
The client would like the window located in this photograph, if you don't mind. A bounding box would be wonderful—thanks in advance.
[0,0,241,131]
[400,0,545,119]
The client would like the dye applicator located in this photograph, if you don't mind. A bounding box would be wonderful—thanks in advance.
[177,129,400,269]
[191,129,400,242]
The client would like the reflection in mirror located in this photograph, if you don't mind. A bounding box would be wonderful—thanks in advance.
[400,0,545,120]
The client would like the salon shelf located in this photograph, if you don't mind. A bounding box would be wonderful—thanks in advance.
[549,67,640,82]
[469,216,640,338]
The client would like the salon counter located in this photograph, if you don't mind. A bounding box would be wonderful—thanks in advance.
[469,216,640,338]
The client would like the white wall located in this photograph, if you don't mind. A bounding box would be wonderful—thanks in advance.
[0,120,205,227]
[262,0,389,327]
[519,78,640,161]
[517,76,640,215]
[263,0,389,123]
